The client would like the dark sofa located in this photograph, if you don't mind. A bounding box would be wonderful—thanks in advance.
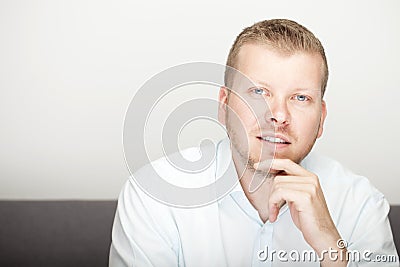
[0,201,398,267]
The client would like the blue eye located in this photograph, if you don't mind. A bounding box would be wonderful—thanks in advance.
[295,95,308,101]
[253,88,265,95]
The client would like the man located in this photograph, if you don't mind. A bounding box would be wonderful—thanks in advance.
[110,19,398,266]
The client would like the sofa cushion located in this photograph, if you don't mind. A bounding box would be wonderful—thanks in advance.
[0,201,398,266]
[0,201,116,267]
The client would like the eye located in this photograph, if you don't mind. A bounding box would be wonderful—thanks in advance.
[294,94,309,102]
[251,87,267,95]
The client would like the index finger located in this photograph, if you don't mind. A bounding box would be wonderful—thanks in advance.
[254,158,310,176]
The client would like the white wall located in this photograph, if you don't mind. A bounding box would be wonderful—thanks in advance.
[0,0,399,203]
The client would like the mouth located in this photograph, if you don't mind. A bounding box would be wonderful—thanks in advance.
[256,135,291,144]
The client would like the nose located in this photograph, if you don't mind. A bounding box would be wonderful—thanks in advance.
[266,98,290,125]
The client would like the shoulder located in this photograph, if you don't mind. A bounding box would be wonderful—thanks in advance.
[303,152,385,208]
[304,153,396,252]
[123,142,220,210]
[134,144,217,188]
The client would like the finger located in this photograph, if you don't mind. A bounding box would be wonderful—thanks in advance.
[270,159,311,176]
[271,179,315,193]
[269,202,283,222]
[271,176,322,203]
[270,179,318,208]
[268,187,306,222]
[253,158,309,176]
[253,159,273,171]
[274,175,314,184]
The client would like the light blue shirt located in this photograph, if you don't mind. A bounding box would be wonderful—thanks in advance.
[109,138,398,266]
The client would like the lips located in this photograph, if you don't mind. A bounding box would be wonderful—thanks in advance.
[257,134,291,144]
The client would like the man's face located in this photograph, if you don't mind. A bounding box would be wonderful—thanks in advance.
[218,43,327,167]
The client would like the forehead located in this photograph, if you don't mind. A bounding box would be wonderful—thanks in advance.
[235,43,324,92]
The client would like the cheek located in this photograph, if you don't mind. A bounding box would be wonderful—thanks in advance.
[292,111,321,135]
[228,99,259,129]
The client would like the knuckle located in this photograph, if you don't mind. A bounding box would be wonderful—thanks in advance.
[305,192,313,202]
[308,175,319,186]
[309,185,317,196]
[311,174,319,182]
[274,185,285,194]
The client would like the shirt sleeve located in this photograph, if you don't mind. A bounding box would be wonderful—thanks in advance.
[346,194,399,266]
[109,177,181,267]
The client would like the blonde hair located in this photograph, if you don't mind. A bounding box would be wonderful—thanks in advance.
[225,19,328,97]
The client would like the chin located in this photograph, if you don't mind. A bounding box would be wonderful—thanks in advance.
[248,153,273,165]
[274,151,308,165]
[273,152,296,161]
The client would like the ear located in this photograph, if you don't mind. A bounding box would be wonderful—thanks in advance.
[317,100,327,139]
[218,86,229,126]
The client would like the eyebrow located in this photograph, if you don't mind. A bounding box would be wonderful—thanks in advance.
[251,79,320,93]
[250,79,272,89]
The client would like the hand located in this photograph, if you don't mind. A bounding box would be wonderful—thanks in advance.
[254,159,347,266]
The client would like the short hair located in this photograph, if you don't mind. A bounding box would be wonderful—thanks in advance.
[225,19,328,97]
